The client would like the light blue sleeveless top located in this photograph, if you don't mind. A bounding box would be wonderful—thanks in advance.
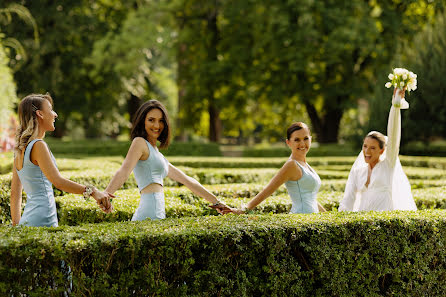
[285,160,321,214]
[133,139,169,191]
[17,139,58,227]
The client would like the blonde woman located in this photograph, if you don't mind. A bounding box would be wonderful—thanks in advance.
[10,93,112,227]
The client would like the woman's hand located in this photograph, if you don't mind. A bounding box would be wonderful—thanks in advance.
[227,208,245,215]
[208,202,232,214]
[92,189,114,213]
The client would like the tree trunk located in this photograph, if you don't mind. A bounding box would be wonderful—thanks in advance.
[175,41,188,142]
[208,104,222,142]
[206,8,221,143]
[304,98,343,144]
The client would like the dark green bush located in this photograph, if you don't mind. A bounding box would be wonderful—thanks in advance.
[242,143,358,157]
[18,186,446,226]
[44,139,222,157]
[1,211,446,296]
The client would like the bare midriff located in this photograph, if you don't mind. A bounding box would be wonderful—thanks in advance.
[141,183,163,194]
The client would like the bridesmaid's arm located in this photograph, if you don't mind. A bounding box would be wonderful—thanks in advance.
[317,202,326,212]
[33,141,91,194]
[167,164,220,204]
[32,141,112,211]
[105,138,145,194]
[244,160,300,211]
[10,162,23,226]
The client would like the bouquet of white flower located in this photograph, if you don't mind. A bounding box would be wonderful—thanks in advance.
[385,68,417,109]
[385,68,417,92]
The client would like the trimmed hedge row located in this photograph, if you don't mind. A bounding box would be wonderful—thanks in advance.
[2,155,446,176]
[2,170,446,225]
[1,185,437,226]
[44,139,222,157]
[1,211,446,296]
[167,156,446,169]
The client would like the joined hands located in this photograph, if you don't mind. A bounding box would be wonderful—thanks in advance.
[92,189,114,213]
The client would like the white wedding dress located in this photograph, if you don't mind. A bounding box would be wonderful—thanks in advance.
[339,91,417,212]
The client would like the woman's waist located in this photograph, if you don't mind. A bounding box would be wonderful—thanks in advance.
[289,192,317,203]
[140,183,163,194]
[23,189,54,199]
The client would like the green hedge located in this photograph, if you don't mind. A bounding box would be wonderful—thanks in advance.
[2,170,446,225]
[1,211,446,296]
[8,186,442,226]
[401,141,446,157]
[168,155,446,170]
[242,143,359,157]
[44,139,222,157]
[0,152,12,175]
[2,154,446,176]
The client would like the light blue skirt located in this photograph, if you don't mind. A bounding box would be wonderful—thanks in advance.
[19,193,58,227]
[132,192,166,221]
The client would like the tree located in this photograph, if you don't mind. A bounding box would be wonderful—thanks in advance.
[3,0,134,137]
[0,4,38,151]
[370,9,446,143]
[236,0,443,143]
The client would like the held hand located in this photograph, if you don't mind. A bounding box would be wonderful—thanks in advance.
[208,202,232,214]
[227,208,245,215]
[92,189,114,213]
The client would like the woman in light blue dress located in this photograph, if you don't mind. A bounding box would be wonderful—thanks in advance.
[226,122,326,214]
[104,100,229,221]
[10,94,112,227]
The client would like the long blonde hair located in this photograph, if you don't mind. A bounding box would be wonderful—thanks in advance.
[14,93,53,155]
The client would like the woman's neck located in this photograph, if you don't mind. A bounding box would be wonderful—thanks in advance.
[147,138,157,147]
[37,128,45,139]
[369,160,379,170]
[290,153,306,163]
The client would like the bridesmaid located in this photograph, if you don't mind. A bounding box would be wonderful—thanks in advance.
[10,93,112,227]
[105,99,229,221]
[225,122,326,214]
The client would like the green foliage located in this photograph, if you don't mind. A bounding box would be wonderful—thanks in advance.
[243,143,359,157]
[0,42,17,141]
[42,138,222,157]
[1,211,446,296]
[402,11,446,142]
[3,0,135,137]
[369,9,446,145]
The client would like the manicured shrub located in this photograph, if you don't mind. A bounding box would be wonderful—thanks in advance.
[1,211,446,296]
[44,139,222,157]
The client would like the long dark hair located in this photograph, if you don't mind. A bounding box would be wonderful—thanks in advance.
[130,100,171,149]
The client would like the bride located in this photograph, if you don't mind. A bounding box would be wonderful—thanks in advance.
[339,87,417,212]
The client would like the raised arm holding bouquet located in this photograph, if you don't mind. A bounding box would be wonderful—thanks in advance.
[339,68,417,212]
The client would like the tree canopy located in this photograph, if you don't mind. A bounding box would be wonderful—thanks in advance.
[4,0,445,143]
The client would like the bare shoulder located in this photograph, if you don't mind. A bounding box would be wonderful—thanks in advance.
[130,137,149,159]
[283,159,302,180]
[131,137,149,151]
[32,140,50,154]
[283,159,298,170]
[30,140,51,165]
[132,137,147,146]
